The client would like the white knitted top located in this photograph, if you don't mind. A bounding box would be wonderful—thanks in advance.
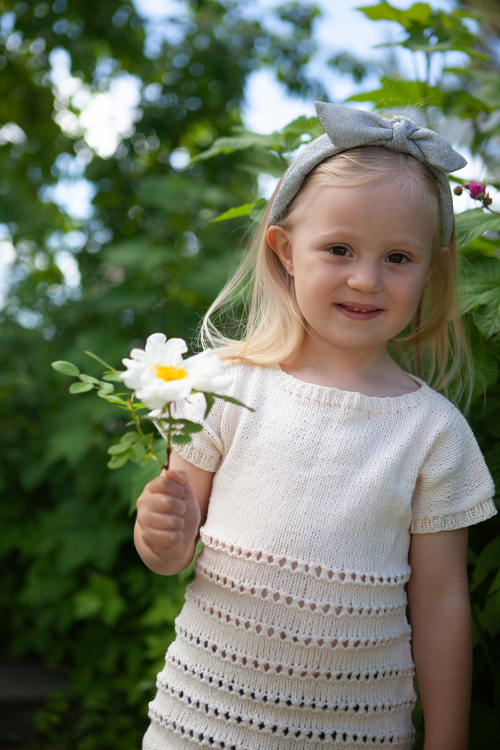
[144,362,496,750]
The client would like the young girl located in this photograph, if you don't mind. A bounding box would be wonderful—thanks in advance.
[135,103,497,750]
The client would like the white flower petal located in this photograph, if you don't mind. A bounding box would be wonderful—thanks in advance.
[188,373,212,391]
[139,368,160,386]
[144,333,167,351]
[128,348,150,363]
[210,373,234,392]
[155,337,188,365]
[136,389,168,411]
[120,370,142,390]
[187,350,222,373]
[137,377,192,409]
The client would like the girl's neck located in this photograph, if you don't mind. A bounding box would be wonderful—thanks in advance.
[280,338,420,398]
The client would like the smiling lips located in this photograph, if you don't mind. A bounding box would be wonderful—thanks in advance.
[335,302,383,320]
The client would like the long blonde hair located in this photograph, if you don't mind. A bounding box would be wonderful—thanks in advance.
[199,146,473,409]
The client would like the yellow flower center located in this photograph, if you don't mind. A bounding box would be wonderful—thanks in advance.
[153,364,188,382]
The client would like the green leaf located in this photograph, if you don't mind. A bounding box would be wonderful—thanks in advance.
[280,114,321,141]
[475,385,500,439]
[79,374,102,385]
[69,382,94,394]
[488,569,500,597]
[459,257,500,338]
[478,589,500,639]
[107,443,132,456]
[471,536,500,589]
[120,432,140,445]
[215,394,255,411]
[456,208,500,250]
[73,573,126,626]
[138,435,155,448]
[465,315,500,401]
[211,202,254,222]
[250,198,268,223]
[474,71,500,108]
[107,453,130,469]
[97,383,114,394]
[181,421,203,434]
[97,393,127,403]
[102,372,125,382]
[347,77,443,108]
[356,1,433,28]
[141,594,183,626]
[51,361,80,377]
[192,130,283,162]
[128,442,147,463]
[171,434,193,445]
[203,393,215,419]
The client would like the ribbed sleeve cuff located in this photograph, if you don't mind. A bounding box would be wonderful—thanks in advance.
[410,497,497,534]
[174,441,220,473]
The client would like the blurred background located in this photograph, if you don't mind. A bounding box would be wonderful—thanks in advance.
[1,0,500,747]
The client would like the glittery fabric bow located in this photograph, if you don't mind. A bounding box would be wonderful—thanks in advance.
[268,102,467,244]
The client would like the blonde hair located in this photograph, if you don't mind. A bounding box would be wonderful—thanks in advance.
[199,146,473,409]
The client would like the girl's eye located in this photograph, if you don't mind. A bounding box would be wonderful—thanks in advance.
[328,245,351,257]
[387,253,409,264]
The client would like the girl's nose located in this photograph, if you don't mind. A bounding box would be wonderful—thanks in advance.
[346,260,384,293]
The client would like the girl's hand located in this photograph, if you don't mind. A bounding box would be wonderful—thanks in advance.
[134,468,201,575]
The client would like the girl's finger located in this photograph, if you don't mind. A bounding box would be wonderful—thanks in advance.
[139,493,186,516]
[140,510,185,531]
[142,528,184,550]
[147,475,185,498]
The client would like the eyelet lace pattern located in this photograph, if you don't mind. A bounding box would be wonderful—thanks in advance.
[162,654,416,712]
[196,558,407,618]
[145,533,417,748]
[200,534,410,587]
[184,590,411,651]
[149,698,416,745]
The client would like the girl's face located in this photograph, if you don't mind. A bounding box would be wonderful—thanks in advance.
[268,179,441,359]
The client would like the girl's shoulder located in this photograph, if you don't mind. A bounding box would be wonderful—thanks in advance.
[416,378,478,442]
[220,358,271,389]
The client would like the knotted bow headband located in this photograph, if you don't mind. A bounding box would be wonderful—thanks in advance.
[268,102,467,245]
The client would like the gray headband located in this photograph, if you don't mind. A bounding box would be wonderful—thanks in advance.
[269,102,467,244]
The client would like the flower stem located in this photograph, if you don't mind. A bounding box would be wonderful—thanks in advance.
[129,400,145,437]
[149,447,164,466]
[84,350,120,372]
[164,402,172,470]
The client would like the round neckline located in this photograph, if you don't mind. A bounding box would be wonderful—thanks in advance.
[267,365,434,414]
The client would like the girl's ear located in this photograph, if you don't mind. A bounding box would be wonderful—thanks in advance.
[267,225,294,276]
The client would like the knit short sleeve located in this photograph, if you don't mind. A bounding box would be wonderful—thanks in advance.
[411,408,497,534]
[151,392,225,473]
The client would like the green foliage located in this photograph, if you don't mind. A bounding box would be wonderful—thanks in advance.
[0,0,322,747]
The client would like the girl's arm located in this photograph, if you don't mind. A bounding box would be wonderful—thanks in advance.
[134,450,214,576]
[407,527,471,750]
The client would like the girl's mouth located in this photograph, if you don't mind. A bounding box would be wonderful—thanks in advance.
[335,303,383,320]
